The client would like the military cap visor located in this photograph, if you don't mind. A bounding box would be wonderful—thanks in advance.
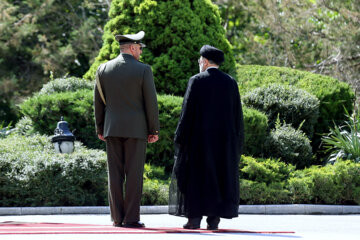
[200,45,225,65]
[115,31,146,47]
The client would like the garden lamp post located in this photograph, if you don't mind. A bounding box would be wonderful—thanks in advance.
[51,116,75,153]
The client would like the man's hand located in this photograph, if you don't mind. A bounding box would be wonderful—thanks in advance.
[98,134,106,142]
[148,134,159,143]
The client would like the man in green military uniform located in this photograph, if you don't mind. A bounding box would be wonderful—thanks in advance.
[94,31,159,228]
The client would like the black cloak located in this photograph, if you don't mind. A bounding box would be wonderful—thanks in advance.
[169,68,245,218]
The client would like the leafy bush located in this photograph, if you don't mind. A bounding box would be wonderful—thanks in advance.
[242,107,268,156]
[39,76,93,95]
[265,121,313,168]
[0,121,13,139]
[146,95,182,173]
[287,176,313,204]
[141,179,169,205]
[240,156,295,184]
[290,161,360,204]
[237,65,355,146]
[240,156,360,205]
[331,161,360,204]
[322,109,360,163]
[2,132,360,206]
[84,0,236,95]
[243,84,319,137]
[239,156,293,204]
[19,89,104,150]
[20,87,269,171]
[0,133,108,207]
[0,133,172,207]
[240,179,291,204]
[148,96,268,171]
[142,163,170,205]
[144,163,169,182]
[13,116,37,137]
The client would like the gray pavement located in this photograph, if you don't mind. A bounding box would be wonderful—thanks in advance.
[1,212,360,240]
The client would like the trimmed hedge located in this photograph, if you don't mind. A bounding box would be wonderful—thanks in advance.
[0,133,108,207]
[19,85,269,170]
[240,156,360,205]
[0,132,169,207]
[2,132,359,206]
[237,65,355,140]
[242,107,268,156]
[146,95,183,173]
[243,84,320,138]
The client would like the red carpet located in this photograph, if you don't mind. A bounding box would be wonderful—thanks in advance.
[0,222,295,235]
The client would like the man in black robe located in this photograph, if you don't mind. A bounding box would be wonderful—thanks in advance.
[169,45,245,230]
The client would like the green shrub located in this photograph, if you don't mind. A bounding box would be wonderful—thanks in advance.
[322,109,360,163]
[242,107,268,156]
[332,161,360,204]
[240,156,360,205]
[20,88,268,171]
[239,179,268,204]
[84,0,236,95]
[292,161,360,205]
[0,133,172,207]
[237,65,355,146]
[303,167,341,204]
[141,179,169,205]
[243,84,319,137]
[19,89,104,150]
[146,95,183,173]
[287,177,313,204]
[0,133,108,207]
[265,122,313,168]
[239,179,291,204]
[240,155,295,184]
[39,76,93,95]
[0,121,13,139]
[144,163,169,182]
[149,96,268,171]
[13,116,36,137]
[239,156,293,204]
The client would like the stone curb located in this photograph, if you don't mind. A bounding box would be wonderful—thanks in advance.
[0,205,359,216]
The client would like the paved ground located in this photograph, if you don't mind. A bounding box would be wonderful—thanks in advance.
[1,213,359,240]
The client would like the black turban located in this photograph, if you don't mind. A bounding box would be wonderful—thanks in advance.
[200,45,225,65]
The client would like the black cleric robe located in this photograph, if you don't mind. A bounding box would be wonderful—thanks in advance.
[169,67,244,218]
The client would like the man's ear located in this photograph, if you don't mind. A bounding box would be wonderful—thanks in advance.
[203,58,209,66]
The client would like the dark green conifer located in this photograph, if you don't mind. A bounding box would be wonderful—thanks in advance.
[84,0,236,95]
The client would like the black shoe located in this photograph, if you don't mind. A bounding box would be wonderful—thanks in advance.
[206,216,220,230]
[123,221,145,228]
[183,217,202,229]
[112,222,123,227]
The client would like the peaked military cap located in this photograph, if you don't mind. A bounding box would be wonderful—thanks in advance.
[200,45,225,65]
[115,31,146,47]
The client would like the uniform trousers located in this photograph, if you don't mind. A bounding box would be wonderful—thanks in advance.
[106,137,147,223]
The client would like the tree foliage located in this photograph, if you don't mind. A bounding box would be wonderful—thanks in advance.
[84,0,236,96]
[0,0,109,123]
[214,0,360,100]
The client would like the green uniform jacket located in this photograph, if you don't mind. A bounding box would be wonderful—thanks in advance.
[94,53,160,139]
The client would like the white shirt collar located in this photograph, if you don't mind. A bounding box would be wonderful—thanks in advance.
[206,66,219,70]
